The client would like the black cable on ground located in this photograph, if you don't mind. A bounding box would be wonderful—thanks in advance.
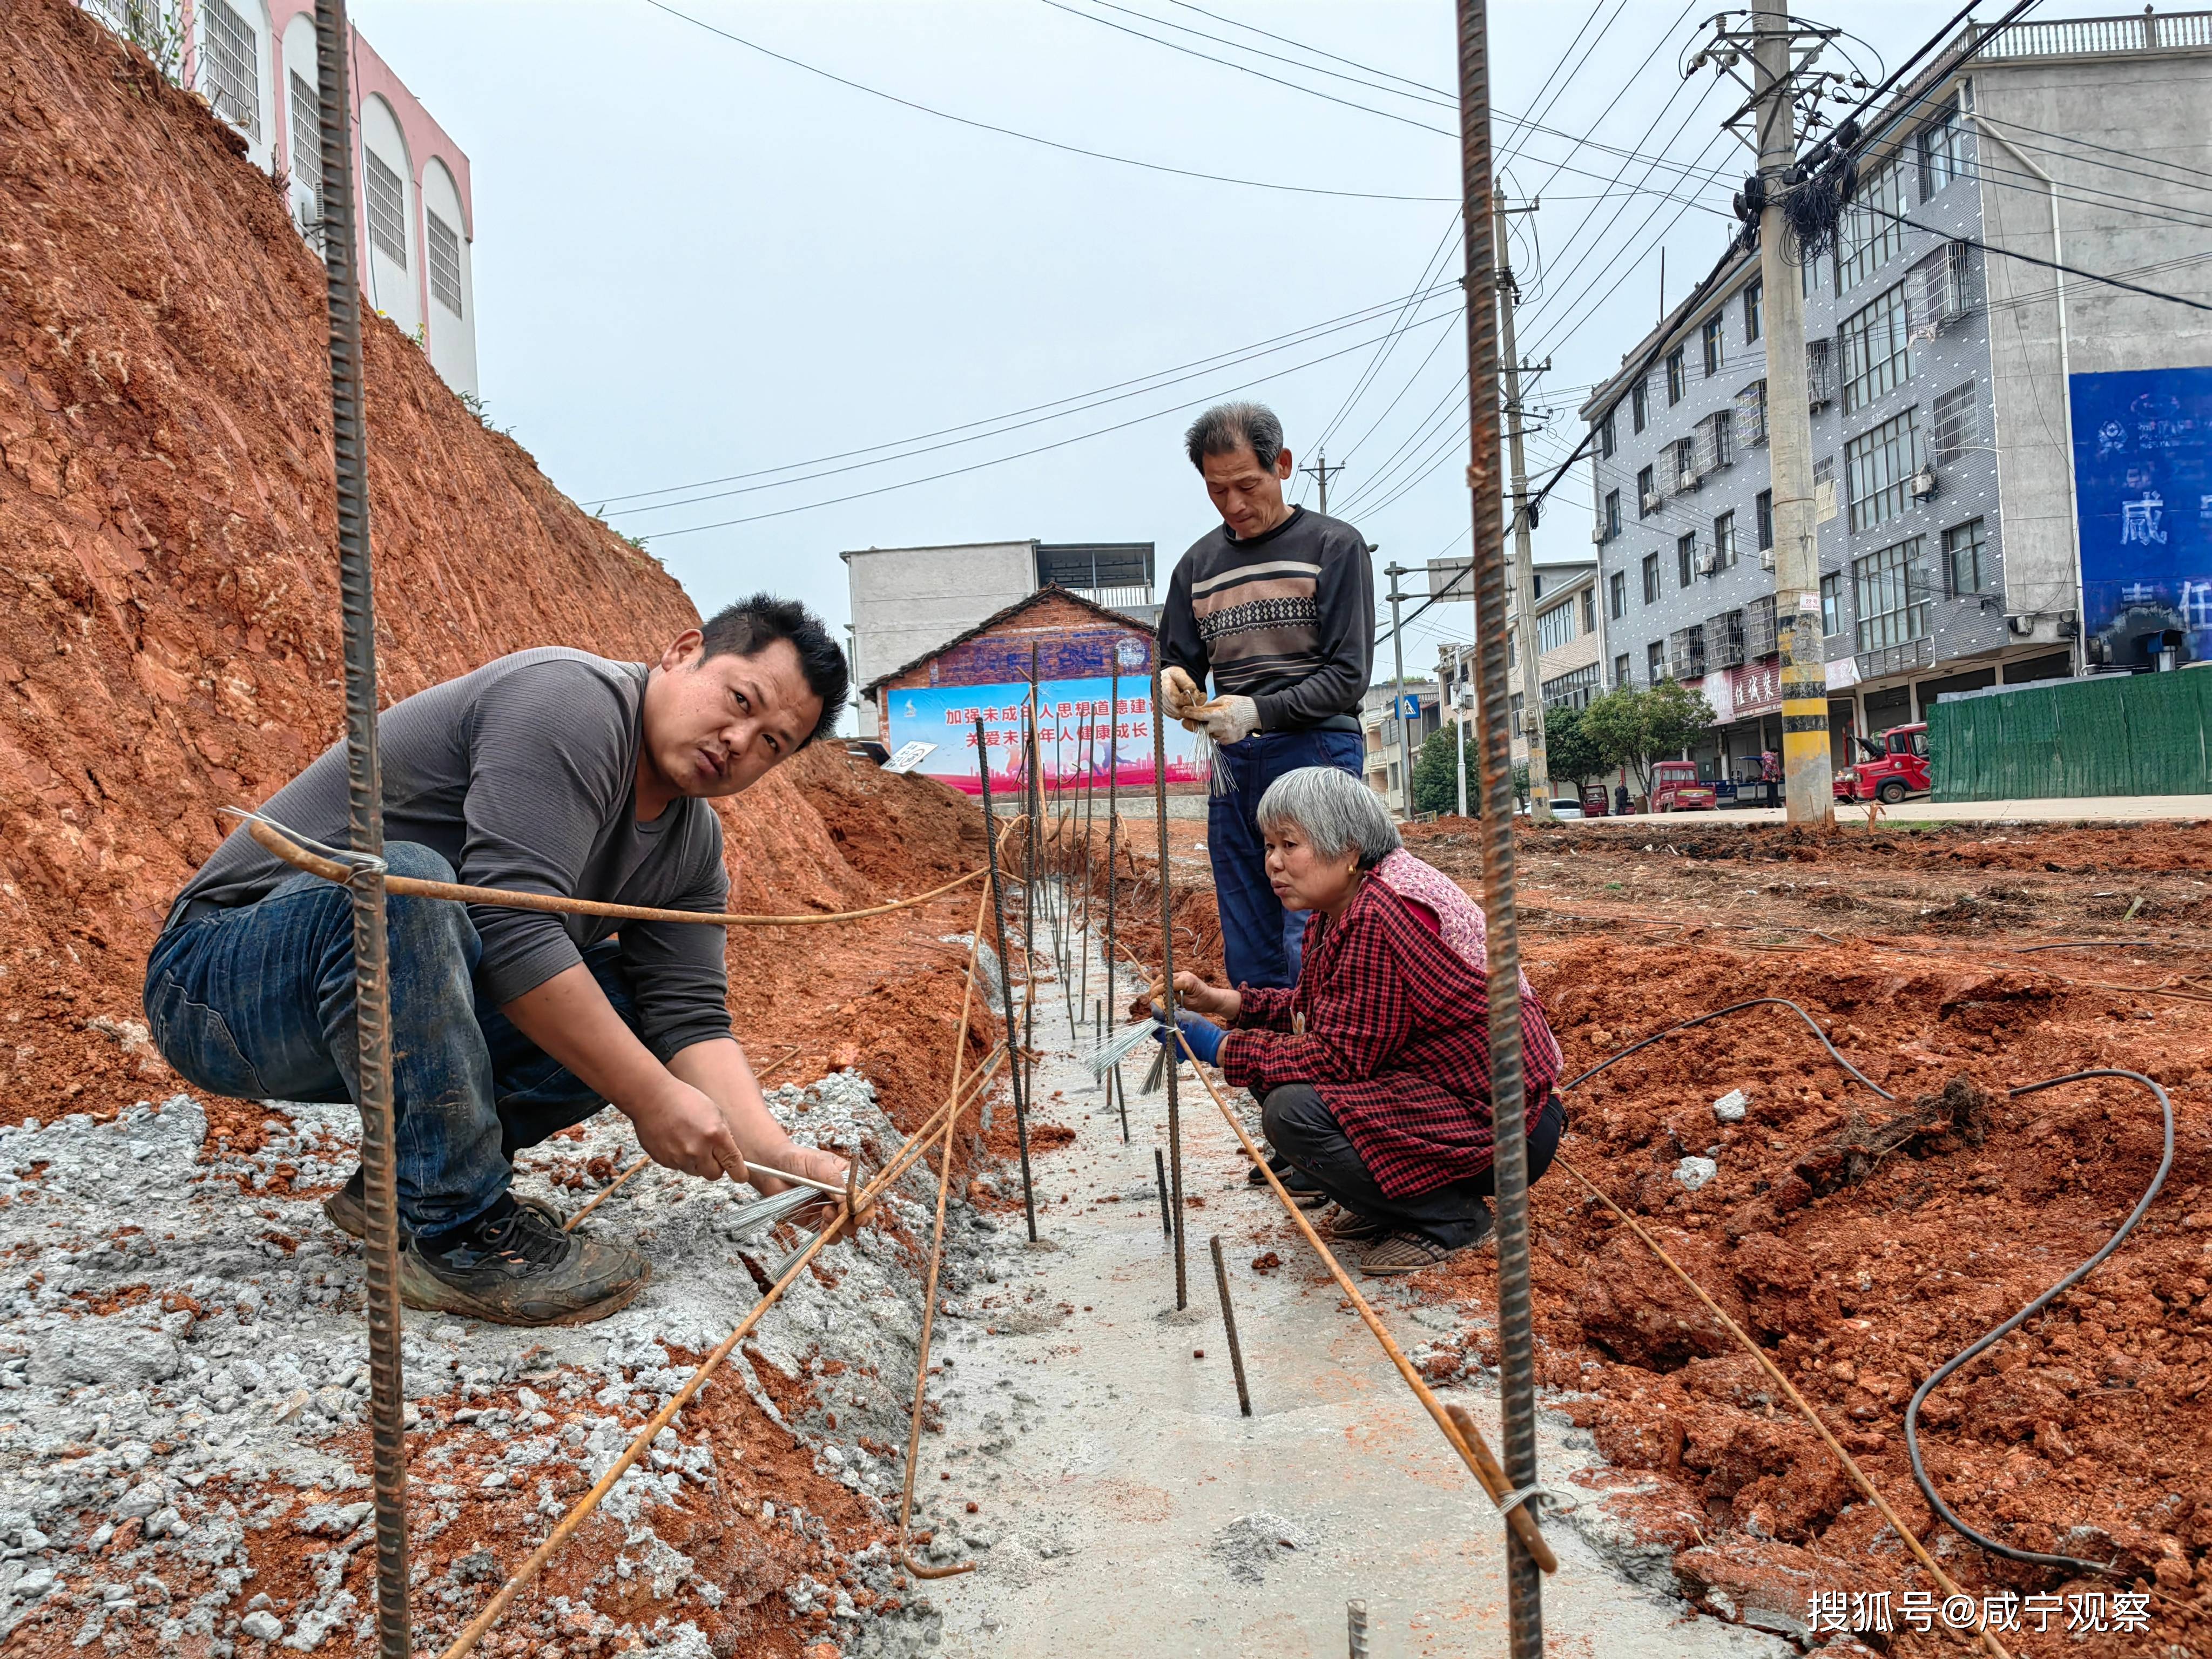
[1557,996,1894,1100]
[1904,1068,2175,1575]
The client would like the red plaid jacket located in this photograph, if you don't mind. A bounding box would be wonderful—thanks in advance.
[1217,875,1563,1199]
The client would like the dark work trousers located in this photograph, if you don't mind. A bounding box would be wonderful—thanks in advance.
[1262,1084,1566,1249]
[1207,728,1366,990]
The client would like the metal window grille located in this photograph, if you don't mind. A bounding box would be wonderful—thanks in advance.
[365,150,408,269]
[1840,284,1911,412]
[1805,338,1835,408]
[1737,380,1768,447]
[1845,409,1921,535]
[1647,640,1665,683]
[1667,625,1707,681]
[1931,380,1980,463]
[288,71,321,228]
[1702,315,1724,376]
[200,0,259,140]
[1839,156,1907,294]
[83,0,164,53]
[427,210,464,318]
[1713,510,1737,570]
[1852,536,1930,651]
[1696,412,1734,474]
[1944,517,1991,595]
[1672,438,1698,493]
[1641,552,1661,604]
[1745,594,1779,658]
[1706,610,1746,670]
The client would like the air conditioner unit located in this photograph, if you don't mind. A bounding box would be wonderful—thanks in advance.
[1910,466,1939,500]
[1591,525,1607,544]
[1759,548,1776,571]
[1641,491,1663,514]
[1696,552,1718,575]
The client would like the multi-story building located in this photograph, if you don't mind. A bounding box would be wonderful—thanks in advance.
[841,541,1155,736]
[1579,11,2212,775]
[1432,559,1599,767]
[79,0,478,395]
[1360,680,1441,814]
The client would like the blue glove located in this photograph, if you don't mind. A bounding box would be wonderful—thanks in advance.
[1152,1012,1224,1066]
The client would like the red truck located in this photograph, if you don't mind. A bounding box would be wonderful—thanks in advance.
[1835,721,1931,805]
[1649,759,1718,812]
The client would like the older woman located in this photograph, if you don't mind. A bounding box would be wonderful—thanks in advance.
[1158,766,1566,1274]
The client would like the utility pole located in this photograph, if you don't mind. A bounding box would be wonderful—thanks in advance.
[1300,448,1345,516]
[1386,562,1413,817]
[1453,646,1468,817]
[1496,197,1553,823]
[1752,0,1835,826]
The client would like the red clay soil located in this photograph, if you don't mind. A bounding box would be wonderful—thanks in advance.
[1114,817,2212,1655]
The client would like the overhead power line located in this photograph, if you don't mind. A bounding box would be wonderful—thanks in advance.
[639,0,1457,202]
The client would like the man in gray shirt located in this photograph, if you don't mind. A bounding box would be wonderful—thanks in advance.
[145,595,852,1326]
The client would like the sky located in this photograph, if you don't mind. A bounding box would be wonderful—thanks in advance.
[347,0,2113,726]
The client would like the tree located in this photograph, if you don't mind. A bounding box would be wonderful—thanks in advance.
[1581,679,1717,798]
[1543,704,1606,791]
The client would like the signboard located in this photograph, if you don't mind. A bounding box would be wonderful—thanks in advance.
[882,740,936,775]
[1728,660,1784,718]
[1399,693,1421,720]
[880,679,1209,795]
[2071,366,2212,666]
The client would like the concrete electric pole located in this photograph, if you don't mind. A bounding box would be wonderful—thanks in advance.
[1386,561,1414,816]
[1496,198,1553,823]
[1752,1,1835,827]
[1301,448,1344,516]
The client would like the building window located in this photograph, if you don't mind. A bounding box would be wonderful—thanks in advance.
[1672,437,1698,493]
[1678,532,1697,589]
[1702,314,1724,376]
[1931,380,1980,463]
[1840,283,1911,413]
[1944,517,1991,595]
[1666,345,1687,405]
[1839,155,1907,295]
[1609,569,1627,619]
[427,211,464,318]
[1737,380,1769,447]
[201,0,260,140]
[1642,551,1661,604]
[365,149,409,268]
[1845,409,1921,535]
[1581,588,1597,632]
[1647,640,1666,683]
[1852,536,1930,651]
[1604,489,1621,539]
[1907,242,1973,339]
[1614,651,1632,689]
[1919,106,1967,199]
[1538,600,1577,653]
[1697,411,1733,475]
[288,72,320,218]
[1637,464,1655,516]
[1820,572,1843,636]
[1632,379,1649,433]
[1744,277,1763,343]
[1803,256,1820,298]
[1544,663,1603,710]
[1755,488,1774,551]
[1599,410,1616,459]
[1714,510,1737,571]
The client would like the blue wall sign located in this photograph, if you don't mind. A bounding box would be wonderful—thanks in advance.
[2070,367,2212,667]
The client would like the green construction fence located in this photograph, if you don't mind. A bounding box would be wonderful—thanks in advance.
[1928,667,2212,801]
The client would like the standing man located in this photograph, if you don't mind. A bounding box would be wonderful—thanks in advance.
[1160,401,1374,991]
[144,596,853,1328]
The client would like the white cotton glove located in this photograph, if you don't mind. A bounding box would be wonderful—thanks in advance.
[1201,694,1261,745]
[1161,666,1205,723]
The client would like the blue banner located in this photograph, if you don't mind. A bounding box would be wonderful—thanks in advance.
[880,678,1208,795]
[2071,366,2212,666]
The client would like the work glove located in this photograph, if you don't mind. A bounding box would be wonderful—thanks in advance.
[1161,666,1206,729]
[1200,694,1261,746]
[1153,1011,1224,1067]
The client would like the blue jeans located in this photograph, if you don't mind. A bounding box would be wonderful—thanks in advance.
[1207,728,1367,990]
[143,842,635,1235]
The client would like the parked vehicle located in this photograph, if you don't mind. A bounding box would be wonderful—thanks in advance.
[1549,798,1584,820]
[1649,759,1718,812]
[1835,722,1931,805]
[1581,784,1610,818]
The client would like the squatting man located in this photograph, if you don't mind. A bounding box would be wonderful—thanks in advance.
[144,596,852,1328]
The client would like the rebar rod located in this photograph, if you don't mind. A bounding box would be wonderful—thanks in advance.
[1079,712,1096,1028]
[1022,698,1041,1108]
[1154,1147,1172,1239]
[1208,1235,1252,1417]
[975,718,1038,1242]
[1107,661,1125,1141]
[310,6,408,1650]
[1150,665,1186,1307]
[1454,2,1542,1648]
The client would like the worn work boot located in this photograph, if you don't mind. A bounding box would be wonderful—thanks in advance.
[322,1167,561,1241]
[399,1199,650,1326]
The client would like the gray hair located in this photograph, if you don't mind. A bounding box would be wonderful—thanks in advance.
[1256,766,1401,870]
[1184,401,1285,473]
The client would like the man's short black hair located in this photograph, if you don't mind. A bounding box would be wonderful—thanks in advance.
[698,593,849,747]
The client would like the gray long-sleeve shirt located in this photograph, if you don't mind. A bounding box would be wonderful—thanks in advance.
[165,648,733,1063]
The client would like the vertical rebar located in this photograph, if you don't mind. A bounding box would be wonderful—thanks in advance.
[1347,1600,1370,1659]
[1454,2,1541,1651]
[1080,711,1096,1025]
[1150,665,1186,1307]
[311,6,408,1652]
[1208,1236,1252,1417]
[1154,1147,1172,1238]
[974,719,1038,1243]
[1022,669,1041,1104]
[1107,660,1126,1141]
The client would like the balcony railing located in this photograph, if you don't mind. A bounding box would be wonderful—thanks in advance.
[1978,10,2211,57]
